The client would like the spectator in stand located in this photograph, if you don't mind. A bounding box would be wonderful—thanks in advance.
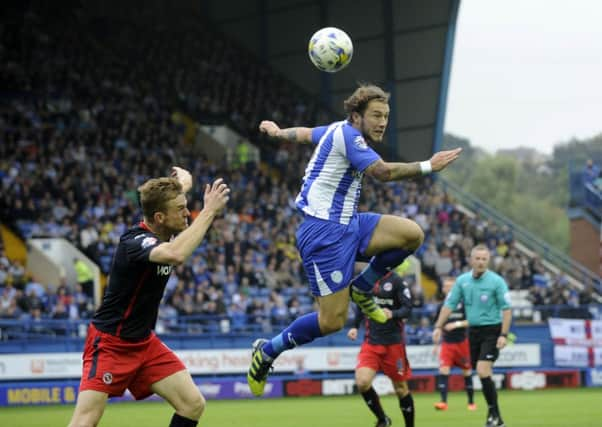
[435,247,453,279]
[0,286,16,317]
[422,242,439,278]
[1,298,22,319]
[579,284,596,305]
[73,258,94,300]
[583,159,600,184]
[0,0,597,341]
[594,170,602,190]
[415,316,433,345]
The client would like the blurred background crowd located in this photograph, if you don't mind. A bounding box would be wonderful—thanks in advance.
[0,3,597,341]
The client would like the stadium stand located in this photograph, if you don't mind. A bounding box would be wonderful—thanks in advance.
[0,2,599,347]
[569,159,601,222]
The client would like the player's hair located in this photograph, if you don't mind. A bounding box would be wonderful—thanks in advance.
[471,244,490,256]
[344,84,390,119]
[137,177,183,222]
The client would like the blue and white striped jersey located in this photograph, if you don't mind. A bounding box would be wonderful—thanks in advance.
[295,121,382,224]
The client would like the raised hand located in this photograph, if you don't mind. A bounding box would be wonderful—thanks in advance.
[171,166,193,193]
[203,178,230,215]
[429,148,462,172]
[259,120,281,138]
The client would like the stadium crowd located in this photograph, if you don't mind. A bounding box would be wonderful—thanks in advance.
[0,3,597,340]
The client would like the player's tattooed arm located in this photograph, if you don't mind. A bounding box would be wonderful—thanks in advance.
[365,159,422,181]
[281,127,313,143]
[259,120,312,144]
[285,129,297,141]
[366,148,462,182]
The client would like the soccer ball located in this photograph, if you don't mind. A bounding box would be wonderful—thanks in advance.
[308,27,353,73]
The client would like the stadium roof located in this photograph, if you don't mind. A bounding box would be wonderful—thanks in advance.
[206,0,460,162]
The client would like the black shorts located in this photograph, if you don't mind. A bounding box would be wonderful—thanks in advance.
[468,324,501,367]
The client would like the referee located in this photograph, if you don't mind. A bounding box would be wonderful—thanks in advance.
[433,244,512,427]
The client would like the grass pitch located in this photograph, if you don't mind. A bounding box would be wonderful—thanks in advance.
[0,388,600,427]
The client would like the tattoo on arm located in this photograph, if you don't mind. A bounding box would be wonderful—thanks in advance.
[285,129,297,142]
[390,162,421,180]
[369,161,421,181]
[276,127,312,143]
[366,160,422,182]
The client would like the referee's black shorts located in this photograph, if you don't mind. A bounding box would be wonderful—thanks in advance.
[468,324,501,367]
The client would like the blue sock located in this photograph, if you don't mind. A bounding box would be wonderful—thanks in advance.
[262,312,322,359]
[352,248,413,292]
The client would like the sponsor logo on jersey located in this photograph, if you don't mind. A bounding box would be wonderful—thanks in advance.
[353,135,368,149]
[383,282,393,292]
[157,265,173,276]
[141,236,158,249]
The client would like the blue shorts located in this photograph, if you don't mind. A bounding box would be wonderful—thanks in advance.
[296,213,381,297]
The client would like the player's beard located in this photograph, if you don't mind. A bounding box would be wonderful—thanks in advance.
[361,120,383,143]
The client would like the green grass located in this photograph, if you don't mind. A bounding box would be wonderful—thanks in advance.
[1,389,601,427]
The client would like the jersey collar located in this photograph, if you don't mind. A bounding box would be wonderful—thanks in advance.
[471,269,488,280]
[139,221,152,232]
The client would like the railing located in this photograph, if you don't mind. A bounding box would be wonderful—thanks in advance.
[1,304,599,342]
[584,182,602,220]
[569,170,601,220]
[569,170,587,206]
[438,177,600,292]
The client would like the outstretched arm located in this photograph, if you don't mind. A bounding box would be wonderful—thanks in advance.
[259,120,313,144]
[364,148,462,182]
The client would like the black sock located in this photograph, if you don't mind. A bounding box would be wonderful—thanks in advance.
[399,393,414,427]
[437,374,449,402]
[480,376,500,419]
[464,375,474,404]
[169,413,198,427]
[361,387,387,421]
